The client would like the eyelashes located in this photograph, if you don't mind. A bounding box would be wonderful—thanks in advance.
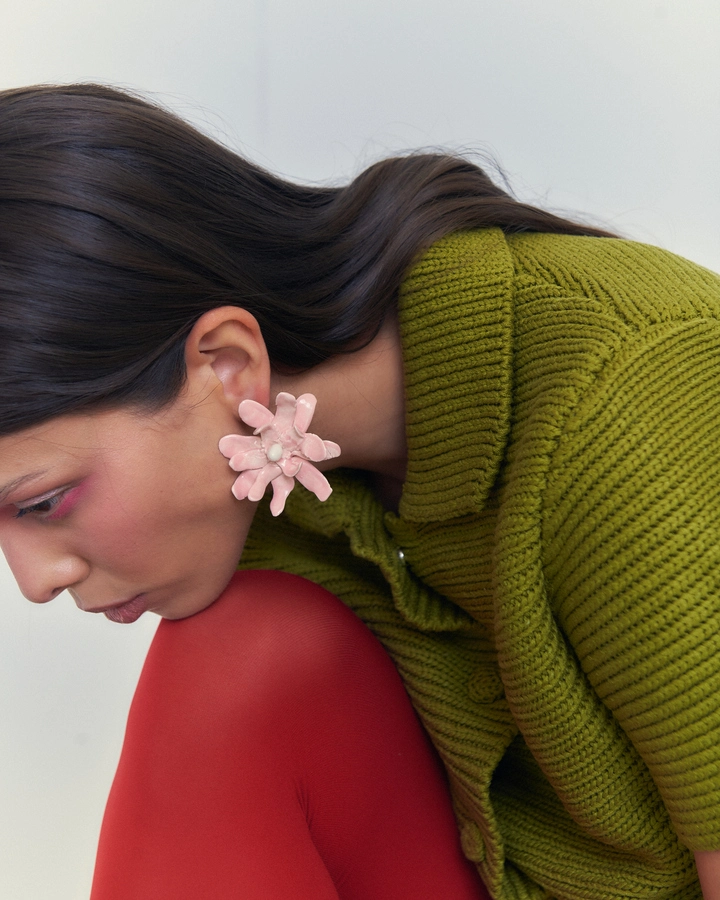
[14,491,67,520]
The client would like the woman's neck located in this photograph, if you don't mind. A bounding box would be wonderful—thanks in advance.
[270,316,407,484]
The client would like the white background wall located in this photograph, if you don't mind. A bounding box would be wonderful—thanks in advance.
[0,2,718,897]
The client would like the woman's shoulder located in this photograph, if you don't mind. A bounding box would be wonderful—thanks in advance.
[505,229,720,323]
[407,227,720,328]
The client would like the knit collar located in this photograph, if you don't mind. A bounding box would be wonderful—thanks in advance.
[282,228,514,535]
[274,230,514,630]
[397,227,514,523]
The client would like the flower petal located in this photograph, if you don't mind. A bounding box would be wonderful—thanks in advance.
[299,433,342,462]
[293,393,317,433]
[218,434,261,459]
[295,461,333,502]
[269,474,295,516]
[323,440,341,460]
[231,469,259,501]
[247,463,282,501]
[228,448,268,472]
[272,392,298,433]
[238,400,275,431]
[279,456,302,477]
[298,432,326,461]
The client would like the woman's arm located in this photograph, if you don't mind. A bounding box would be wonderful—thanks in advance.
[91,569,487,899]
[540,321,720,870]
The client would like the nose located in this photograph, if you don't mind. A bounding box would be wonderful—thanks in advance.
[1,531,90,604]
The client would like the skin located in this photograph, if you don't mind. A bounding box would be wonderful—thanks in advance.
[696,854,720,899]
[0,306,406,619]
[0,305,715,888]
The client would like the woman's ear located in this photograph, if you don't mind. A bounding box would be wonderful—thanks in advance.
[183,307,271,412]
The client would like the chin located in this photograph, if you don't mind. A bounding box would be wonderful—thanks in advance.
[159,589,227,620]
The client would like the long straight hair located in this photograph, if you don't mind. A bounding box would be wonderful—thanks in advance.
[0,83,613,435]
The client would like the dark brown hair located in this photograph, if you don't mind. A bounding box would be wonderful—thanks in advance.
[0,83,613,435]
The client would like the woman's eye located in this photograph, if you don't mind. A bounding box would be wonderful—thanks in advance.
[14,494,63,519]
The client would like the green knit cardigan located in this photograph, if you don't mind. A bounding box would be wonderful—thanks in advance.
[240,228,720,899]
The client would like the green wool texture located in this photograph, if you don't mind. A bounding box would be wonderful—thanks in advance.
[241,228,720,899]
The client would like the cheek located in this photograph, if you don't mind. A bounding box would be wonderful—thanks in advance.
[74,436,258,582]
[76,481,163,562]
[84,509,152,562]
[82,476,253,568]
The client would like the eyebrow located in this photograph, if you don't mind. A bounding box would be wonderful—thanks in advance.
[0,471,48,504]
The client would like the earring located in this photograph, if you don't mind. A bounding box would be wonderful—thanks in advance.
[219,392,341,516]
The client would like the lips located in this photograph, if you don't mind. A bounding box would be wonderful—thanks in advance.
[97,594,149,624]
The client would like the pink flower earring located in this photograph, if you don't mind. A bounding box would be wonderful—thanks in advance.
[219,392,341,516]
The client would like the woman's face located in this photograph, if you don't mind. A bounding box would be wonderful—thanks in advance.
[0,397,255,623]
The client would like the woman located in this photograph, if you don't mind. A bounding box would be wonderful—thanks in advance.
[0,83,718,898]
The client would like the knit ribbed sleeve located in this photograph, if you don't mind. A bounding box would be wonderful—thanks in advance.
[543,319,720,852]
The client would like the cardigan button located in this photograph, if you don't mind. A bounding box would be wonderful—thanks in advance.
[396,549,405,562]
